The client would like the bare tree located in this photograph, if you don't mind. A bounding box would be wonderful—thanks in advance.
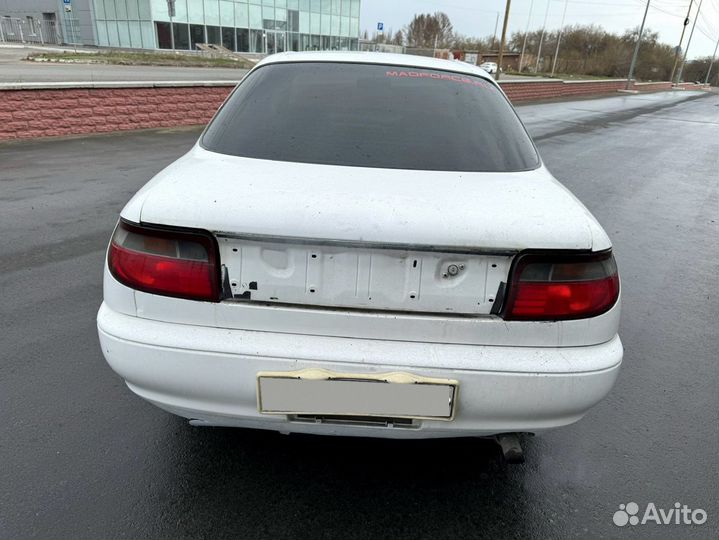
[507,24,674,79]
[405,12,454,48]
[453,34,493,52]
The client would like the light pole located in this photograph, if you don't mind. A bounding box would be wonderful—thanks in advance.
[551,0,569,76]
[496,0,512,81]
[675,0,703,83]
[167,0,175,49]
[705,35,719,84]
[518,0,534,73]
[535,0,551,72]
[626,0,651,90]
[669,1,693,83]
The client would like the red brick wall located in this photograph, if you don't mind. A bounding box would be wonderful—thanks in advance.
[0,85,233,141]
[0,80,709,141]
[499,79,629,102]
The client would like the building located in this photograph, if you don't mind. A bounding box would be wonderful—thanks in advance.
[0,0,95,45]
[0,0,361,53]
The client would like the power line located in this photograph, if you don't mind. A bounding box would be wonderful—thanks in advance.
[676,0,704,81]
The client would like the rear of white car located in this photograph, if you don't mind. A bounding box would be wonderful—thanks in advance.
[480,61,498,74]
[97,52,622,440]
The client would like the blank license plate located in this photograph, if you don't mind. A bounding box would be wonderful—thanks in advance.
[258,373,456,420]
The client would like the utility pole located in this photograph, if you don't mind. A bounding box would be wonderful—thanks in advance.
[496,0,512,81]
[551,0,569,76]
[669,1,693,83]
[626,0,651,90]
[676,0,703,83]
[705,35,719,84]
[535,0,551,72]
[519,0,535,72]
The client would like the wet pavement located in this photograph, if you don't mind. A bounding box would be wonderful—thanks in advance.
[0,91,717,539]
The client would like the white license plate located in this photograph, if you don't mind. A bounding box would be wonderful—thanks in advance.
[257,369,457,420]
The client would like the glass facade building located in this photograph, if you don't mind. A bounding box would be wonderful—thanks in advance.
[92,0,361,53]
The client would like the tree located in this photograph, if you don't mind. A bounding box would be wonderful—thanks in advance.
[453,34,493,52]
[391,30,404,46]
[404,12,454,48]
[507,24,675,79]
[683,56,718,85]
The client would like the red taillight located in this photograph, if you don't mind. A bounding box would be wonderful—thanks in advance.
[108,220,221,302]
[503,251,619,321]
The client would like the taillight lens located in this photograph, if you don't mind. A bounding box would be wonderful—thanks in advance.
[108,220,221,302]
[503,250,619,320]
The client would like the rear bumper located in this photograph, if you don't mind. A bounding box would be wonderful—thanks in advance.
[97,303,622,439]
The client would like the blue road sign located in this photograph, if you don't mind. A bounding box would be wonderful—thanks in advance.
[377,22,384,31]
[63,0,71,4]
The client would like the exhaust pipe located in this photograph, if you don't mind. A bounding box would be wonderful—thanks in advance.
[496,433,525,464]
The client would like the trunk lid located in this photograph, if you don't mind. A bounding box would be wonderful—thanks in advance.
[129,146,603,314]
[135,146,597,251]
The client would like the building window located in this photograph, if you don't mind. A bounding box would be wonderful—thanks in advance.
[190,24,205,50]
[156,21,172,49]
[289,32,299,51]
[237,28,249,52]
[222,27,235,51]
[248,5,262,29]
[287,10,299,32]
[206,25,221,45]
[173,23,190,50]
[250,29,264,53]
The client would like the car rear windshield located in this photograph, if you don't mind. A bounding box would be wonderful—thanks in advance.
[202,62,540,172]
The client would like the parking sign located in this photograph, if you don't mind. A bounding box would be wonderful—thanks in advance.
[377,22,384,31]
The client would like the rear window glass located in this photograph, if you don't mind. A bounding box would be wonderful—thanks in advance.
[202,62,540,172]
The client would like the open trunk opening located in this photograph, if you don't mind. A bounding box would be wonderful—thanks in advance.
[218,235,514,315]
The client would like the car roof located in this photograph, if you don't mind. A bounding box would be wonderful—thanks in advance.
[256,51,494,82]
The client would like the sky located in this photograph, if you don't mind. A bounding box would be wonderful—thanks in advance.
[360,0,719,59]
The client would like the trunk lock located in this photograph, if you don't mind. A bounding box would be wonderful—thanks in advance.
[443,263,465,278]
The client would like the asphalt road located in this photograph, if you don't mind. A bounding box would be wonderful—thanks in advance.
[0,45,248,83]
[1,91,718,540]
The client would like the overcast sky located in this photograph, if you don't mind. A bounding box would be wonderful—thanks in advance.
[360,0,719,59]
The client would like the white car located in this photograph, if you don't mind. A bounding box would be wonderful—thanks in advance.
[98,52,621,456]
[479,61,499,74]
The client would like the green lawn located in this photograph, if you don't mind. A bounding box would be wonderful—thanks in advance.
[27,50,254,69]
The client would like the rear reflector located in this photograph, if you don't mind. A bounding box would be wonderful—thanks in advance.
[503,251,619,321]
[108,220,221,302]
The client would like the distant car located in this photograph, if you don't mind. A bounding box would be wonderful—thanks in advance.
[98,52,622,446]
[480,61,499,74]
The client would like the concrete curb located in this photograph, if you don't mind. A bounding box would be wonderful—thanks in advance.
[0,80,240,90]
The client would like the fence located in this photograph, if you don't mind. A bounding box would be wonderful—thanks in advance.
[0,17,62,45]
